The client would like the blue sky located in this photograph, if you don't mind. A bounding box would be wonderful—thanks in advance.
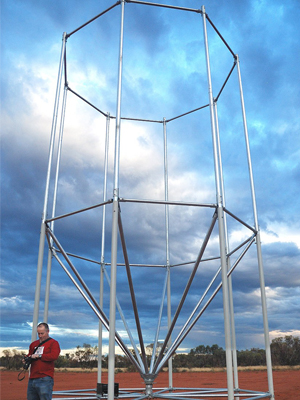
[1,0,299,357]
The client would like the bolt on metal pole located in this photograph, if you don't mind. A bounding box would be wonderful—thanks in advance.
[108,2,125,400]
[236,55,275,400]
[201,6,234,399]
[32,32,67,342]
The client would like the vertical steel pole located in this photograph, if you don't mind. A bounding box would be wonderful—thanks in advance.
[98,265,104,382]
[98,113,110,384]
[163,118,173,388]
[32,32,67,342]
[44,85,68,323]
[236,55,275,400]
[44,250,52,322]
[108,2,125,399]
[167,267,172,386]
[201,7,234,399]
[214,101,239,391]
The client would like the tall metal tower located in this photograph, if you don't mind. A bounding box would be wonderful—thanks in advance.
[32,1,275,399]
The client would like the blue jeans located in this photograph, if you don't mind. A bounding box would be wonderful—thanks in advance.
[27,376,54,400]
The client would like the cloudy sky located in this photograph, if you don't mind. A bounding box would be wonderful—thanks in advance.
[1,0,299,359]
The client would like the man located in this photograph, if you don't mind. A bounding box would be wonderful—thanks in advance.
[26,322,60,400]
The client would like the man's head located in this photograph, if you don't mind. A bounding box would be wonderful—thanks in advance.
[37,322,50,342]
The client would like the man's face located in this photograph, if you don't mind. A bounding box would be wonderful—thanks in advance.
[37,326,49,342]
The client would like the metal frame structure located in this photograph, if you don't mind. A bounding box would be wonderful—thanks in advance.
[32,1,275,399]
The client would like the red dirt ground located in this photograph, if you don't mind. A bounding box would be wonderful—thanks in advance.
[1,369,299,400]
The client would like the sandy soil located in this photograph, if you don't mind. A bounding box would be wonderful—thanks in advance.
[1,369,299,400]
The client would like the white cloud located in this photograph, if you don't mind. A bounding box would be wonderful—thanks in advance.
[0,294,32,315]
[51,325,109,340]
[261,222,300,250]
[269,329,300,341]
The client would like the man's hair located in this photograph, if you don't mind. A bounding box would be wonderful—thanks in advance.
[37,322,49,331]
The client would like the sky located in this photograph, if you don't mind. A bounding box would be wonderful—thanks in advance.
[1,0,300,360]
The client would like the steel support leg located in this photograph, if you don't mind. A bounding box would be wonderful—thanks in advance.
[32,32,67,341]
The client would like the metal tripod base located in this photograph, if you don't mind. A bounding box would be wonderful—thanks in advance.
[141,373,158,397]
[53,386,272,400]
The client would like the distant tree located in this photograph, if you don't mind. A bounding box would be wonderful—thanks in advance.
[190,345,208,355]
[237,348,266,366]
[0,349,26,370]
[115,354,132,369]
[210,344,226,367]
[188,344,226,368]
[271,335,300,365]
[72,343,98,368]
[55,355,70,368]
[173,353,191,369]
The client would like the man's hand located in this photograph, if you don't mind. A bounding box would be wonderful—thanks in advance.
[31,354,41,359]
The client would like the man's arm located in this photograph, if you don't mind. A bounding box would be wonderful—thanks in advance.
[27,342,36,357]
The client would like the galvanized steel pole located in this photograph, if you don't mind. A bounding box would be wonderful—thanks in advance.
[214,101,239,390]
[98,113,110,385]
[202,6,234,399]
[32,32,66,341]
[108,1,125,399]
[236,55,275,400]
[44,85,68,323]
[163,118,173,388]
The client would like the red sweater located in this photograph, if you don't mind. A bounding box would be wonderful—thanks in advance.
[28,338,60,379]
